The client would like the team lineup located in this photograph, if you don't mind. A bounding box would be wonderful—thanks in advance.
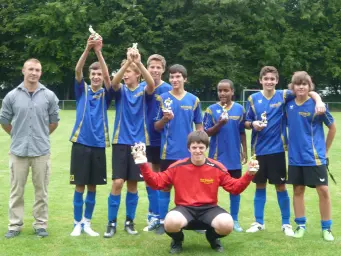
[0,31,337,254]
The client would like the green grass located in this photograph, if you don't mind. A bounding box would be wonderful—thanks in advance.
[0,111,340,256]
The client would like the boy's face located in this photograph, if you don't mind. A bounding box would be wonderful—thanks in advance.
[188,142,207,163]
[148,60,164,83]
[123,66,140,86]
[260,72,278,92]
[22,61,42,84]
[293,82,310,97]
[217,82,234,104]
[169,72,187,90]
[89,68,103,88]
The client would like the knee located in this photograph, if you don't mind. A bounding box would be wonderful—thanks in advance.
[112,179,124,191]
[317,186,330,199]
[293,186,305,196]
[126,181,138,192]
[275,184,286,192]
[211,214,233,236]
[164,212,186,232]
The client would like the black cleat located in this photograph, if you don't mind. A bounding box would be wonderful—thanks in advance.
[104,222,117,238]
[35,228,48,238]
[170,239,183,254]
[155,223,165,235]
[124,220,138,235]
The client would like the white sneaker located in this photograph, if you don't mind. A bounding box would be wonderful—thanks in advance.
[83,221,99,237]
[282,224,294,237]
[246,222,265,233]
[70,223,82,236]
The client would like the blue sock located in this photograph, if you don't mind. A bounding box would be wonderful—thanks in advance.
[108,194,121,223]
[277,190,290,225]
[84,191,96,220]
[254,188,266,225]
[153,190,160,216]
[147,187,160,217]
[230,194,240,221]
[295,216,306,229]
[321,220,332,231]
[73,191,84,222]
[146,186,153,213]
[126,192,139,221]
[159,191,170,221]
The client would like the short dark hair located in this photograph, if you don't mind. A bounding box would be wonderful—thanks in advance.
[169,64,187,78]
[89,62,101,72]
[218,79,234,90]
[187,131,209,149]
[259,66,279,80]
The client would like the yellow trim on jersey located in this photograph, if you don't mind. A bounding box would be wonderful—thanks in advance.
[311,114,322,165]
[143,91,150,145]
[170,91,187,101]
[161,128,169,159]
[101,92,110,147]
[126,84,140,92]
[193,97,200,110]
[218,101,234,111]
[71,82,88,142]
[248,96,257,118]
[113,99,123,144]
[261,90,276,100]
[295,97,311,106]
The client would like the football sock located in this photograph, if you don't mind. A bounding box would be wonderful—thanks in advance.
[146,187,159,217]
[295,216,306,229]
[254,188,266,225]
[321,220,332,231]
[159,191,170,221]
[230,194,240,221]
[126,191,139,221]
[108,193,121,222]
[146,186,153,213]
[73,191,84,222]
[277,190,290,225]
[84,191,96,220]
[166,230,184,242]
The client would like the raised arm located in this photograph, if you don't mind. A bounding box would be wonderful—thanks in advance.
[93,38,111,91]
[111,49,134,90]
[132,50,155,94]
[75,36,96,83]
[139,163,173,190]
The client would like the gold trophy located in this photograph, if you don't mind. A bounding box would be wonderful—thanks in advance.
[260,111,268,127]
[131,142,147,164]
[132,43,138,50]
[221,104,229,120]
[88,25,100,40]
[163,98,173,114]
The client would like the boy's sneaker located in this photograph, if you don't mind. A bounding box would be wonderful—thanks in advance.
[155,223,165,235]
[293,226,306,238]
[5,230,20,239]
[205,232,224,253]
[83,220,99,237]
[70,223,82,236]
[143,217,160,232]
[170,239,183,254]
[322,229,334,241]
[35,228,48,238]
[124,220,138,235]
[246,222,265,233]
[282,224,294,237]
[104,222,116,238]
[233,221,243,232]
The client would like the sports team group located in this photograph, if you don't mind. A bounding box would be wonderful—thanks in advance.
[0,34,336,254]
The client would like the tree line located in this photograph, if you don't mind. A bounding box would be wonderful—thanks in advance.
[1,0,341,101]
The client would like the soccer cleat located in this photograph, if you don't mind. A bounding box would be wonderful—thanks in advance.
[124,220,138,235]
[205,232,224,253]
[170,239,183,254]
[35,228,48,238]
[5,230,20,239]
[155,223,165,235]
[293,226,306,238]
[83,221,99,237]
[246,222,265,233]
[143,217,160,232]
[104,222,117,238]
[282,224,294,237]
[70,223,82,236]
[233,221,243,232]
[322,229,334,241]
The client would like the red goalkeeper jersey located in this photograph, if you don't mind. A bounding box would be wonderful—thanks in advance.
[139,158,253,207]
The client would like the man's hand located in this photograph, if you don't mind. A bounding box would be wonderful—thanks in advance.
[131,49,141,64]
[247,156,259,176]
[127,48,134,63]
[218,116,228,125]
[86,36,97,51]
[252,121,266,131]
[162,110,174,122]
[315,101,326,115]
[131,142,147,164]
[93,36,103,53]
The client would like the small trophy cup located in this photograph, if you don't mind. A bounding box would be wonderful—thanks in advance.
[249,155,259,173]
[260,111,268,127]
[131,142,147,164]
[89,25,100,40]
[132,43,138,50]
[163,98,173,113]
[221,104,229,120]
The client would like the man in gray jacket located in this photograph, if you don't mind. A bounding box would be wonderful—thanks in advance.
[0,58,60,238]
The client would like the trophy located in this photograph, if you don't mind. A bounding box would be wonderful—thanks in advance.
[132,43,138,50]
[260,111,268,127]
[221,104,229,120]
[88,25,100,40]
[163,98,173,113]
[249,155,259,174]
[131,142,147,164]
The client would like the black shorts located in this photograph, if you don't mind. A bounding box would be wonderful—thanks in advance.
[287,165,328,187]
[70,143,107,185]
[170,205,228,230]
[112,144,143,181]
[146,146,161,165]
[160,159,177,172]
[228,169,242,179]
[252,152,287,185]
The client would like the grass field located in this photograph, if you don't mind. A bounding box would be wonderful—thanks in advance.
[0,110,340,256]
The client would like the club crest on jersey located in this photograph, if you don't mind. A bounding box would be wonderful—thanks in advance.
[290,105,294,110]
[258,99,262,104]
[200,178,214,184]
[216,109,222,114]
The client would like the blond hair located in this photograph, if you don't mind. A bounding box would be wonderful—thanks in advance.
[288,71,315,91]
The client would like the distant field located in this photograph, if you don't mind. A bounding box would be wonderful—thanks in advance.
[0,111,340,256]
